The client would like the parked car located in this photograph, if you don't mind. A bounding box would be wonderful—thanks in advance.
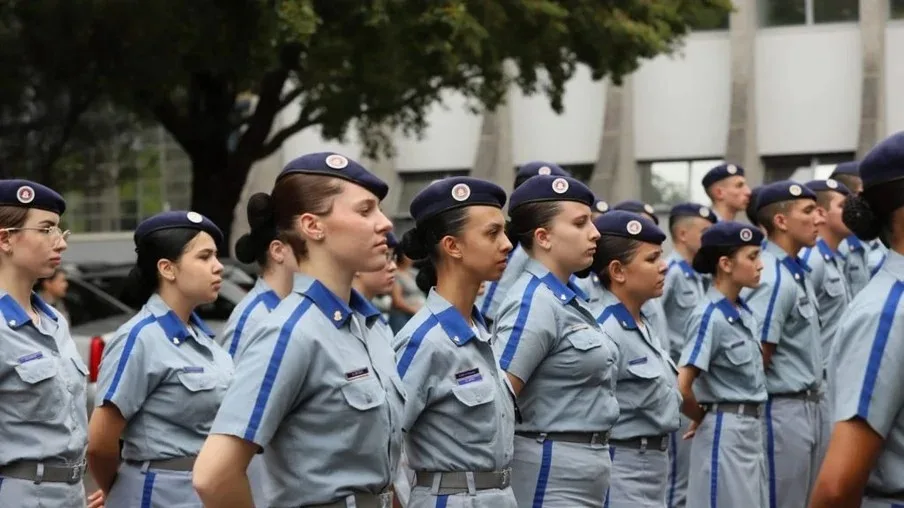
[63,275,135,415]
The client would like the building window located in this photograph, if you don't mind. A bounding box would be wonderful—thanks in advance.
[641,159,724,209]
[892,0,904,19]
[759,0,858,27]
[559,163,593,184]
[690,10,731,31]
[761,153,854,183]
[395,169,470,218]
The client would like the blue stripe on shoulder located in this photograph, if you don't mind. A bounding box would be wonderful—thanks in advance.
[228,293,270,358]
[857,280,904,418]
[687,303,716,365]
[499,277,542,370]
[396,316,441,379]
[243,299,312,441]
[480,281,498,317]
[103,315,158,401]
[760,262,782,342]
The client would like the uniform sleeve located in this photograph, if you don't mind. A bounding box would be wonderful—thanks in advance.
[679,304,717,371]
[210,317,309,447]
[831,288,904,437]
[95,322,157,420]
[394,329,444,431]
[744,262,793,344]
[494,287,558,383]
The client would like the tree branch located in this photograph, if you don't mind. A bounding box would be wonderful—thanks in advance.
[231,66,291,168]
[150,96,194,152]
[257,105,321,159]
[36,90,96,183]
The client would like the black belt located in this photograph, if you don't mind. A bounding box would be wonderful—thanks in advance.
[865,487,904,502]
[0,460,86,484]
[516,431,610,445]
[771,389,820,402]
[302,491,393,508]
[609,434,670,452]
[702,402,764,418]
[414,469,511,493]
[125,456,196,472]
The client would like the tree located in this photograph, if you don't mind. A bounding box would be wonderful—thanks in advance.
[6,0,732,243]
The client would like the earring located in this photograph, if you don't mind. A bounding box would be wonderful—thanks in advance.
[316,233,324,240]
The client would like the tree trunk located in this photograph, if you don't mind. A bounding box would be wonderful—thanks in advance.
[188,147,251,256]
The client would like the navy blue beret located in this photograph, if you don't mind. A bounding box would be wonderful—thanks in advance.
[613,199,659,225]
[830,161,860,178]
[278,152,389,200]
[702,163,745,189]
[693,221,764,273]
[746,185,764,225]
[386,231,399,249]
[515,161,570,181]
[509,175,594,210]
[134,211,224,247]
[593,210,666,244]
[669,202,717,225]
[593,197,610,214]
[754,180,817,212]
[410,177,506,223]
[859,132,904,190]
[0,180,66,215]
[805,179,851,196]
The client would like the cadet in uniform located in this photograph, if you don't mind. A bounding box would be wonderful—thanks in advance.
[591,211,680,507]
[221,193,302,506]
[811,132,904,507]
[678,221,767,507]
[494,175,619,507]
[0,180,101,508]
[837,232,871,297]
[702,163,752,222]
[743,181,824,508]
[394,177,518,508]
[660,202,717,508]
[353,231,399,333]
[476,161,570,323]
[592,197,611,220]
[88,211,231,507]
[193,153,405,508]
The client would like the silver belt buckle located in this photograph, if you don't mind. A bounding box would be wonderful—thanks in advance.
[69,463,84,483]
[378,491,393,508]
[499,468,511,487]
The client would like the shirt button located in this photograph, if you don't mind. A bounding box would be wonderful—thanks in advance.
[8,320,14,326]
[560,295,566,301]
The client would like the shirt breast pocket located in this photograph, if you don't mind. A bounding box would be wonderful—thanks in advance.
[175,370,223,424]
[723,340,754,366]
[341,377,387,412]
[621,357,665,410]
[824,276,845,298]
[795,296,816,319]
[10,357,64,421]
[676,290,697,309]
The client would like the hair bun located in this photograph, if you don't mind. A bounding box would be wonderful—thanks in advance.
[842,195,882,241]
[414,259,438,293]
[246,193,274,229]
[234,233,257,264]
[400,228,429,261]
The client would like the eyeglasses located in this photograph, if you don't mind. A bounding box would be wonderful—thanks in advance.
[3,226,71,242]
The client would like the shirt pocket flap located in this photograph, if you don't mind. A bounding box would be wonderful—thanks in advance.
[825,277,845,297]
[176,372,218,392]
[626,357,661,379]
[676,290,697,308]
[14,358,58,384]
[451,382,496,407]
[724,340,754,365]
[341,378,387,411]
[564,328,604,351]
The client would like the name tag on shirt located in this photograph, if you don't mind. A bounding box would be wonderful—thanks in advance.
[181,366,205,374]
[345,367,370,381]
[455,368,483,385]
[628,356,648,366]
[17,351,43,364]
[729,340,745,349]
[564,323,591,334]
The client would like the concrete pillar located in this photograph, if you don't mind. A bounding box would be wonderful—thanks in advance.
[725,0,764,184]
[470,95,514,195]
[857,0,887,156]
[589,76,638,202]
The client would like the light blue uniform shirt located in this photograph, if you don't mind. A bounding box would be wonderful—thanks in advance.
[838,234,871,296]
[477,245,530,322]
[394,289,515,472]
[96,294,233,460]
[800,238,851,369]
[868,239,888,278]
[210,274,405,506]
[219,277,280,359]
[830,250,904,494]
[574,273,607,306]
[741,240,822,394]
[595,292,681,439]
[661,252,707,363]
[679,288,767,404]
[576,273,668,351]
[0,292,87,466]
[494,259,620,433]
